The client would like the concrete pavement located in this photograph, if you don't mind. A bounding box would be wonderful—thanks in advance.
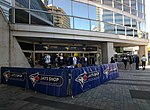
[0,66,150,110]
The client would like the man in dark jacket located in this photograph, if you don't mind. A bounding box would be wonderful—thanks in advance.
[135,55,139,70]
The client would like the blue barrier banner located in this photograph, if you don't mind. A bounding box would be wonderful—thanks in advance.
[101,63,119,82]
[27,68,69,97]
[71,67,102,96]
[1,67,27,88]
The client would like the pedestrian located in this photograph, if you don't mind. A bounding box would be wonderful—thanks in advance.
[135,55,139,70]
[110,57,115,63]
[122,55,128,70]
[73,55,77,66]
[128,55,133,69]
[44,54,51,68]
[141,55,147,70]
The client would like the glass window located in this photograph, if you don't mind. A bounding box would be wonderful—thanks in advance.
[123,5,130,13]
[123,0,129,6]
[53,14,71,29]
[138,12,143,18]
[102,0,112,6]
[126,28,133,36]
[31,10,53,26]
[74,18,90,30]
[103,22,115,34]
[73,1,88,18]
[115,0,122,3]
[132,19,137,28]
[131,9,137,16]
[114,2,122,10]
[15,0,29,8]
[134,29,138,37]
[89,5,97,20]
[91,20,100,32]
[48,0,53,5]
[115,13,123,25]
[15,9,29,24]
[124,16,131,27]
[103,9,113,23]
[117,25,125,35]
[53,0,71,15]
[139,22,146,31]
[131,0,136,9]
[138,2,142,12]
[30,0,48,11]
[70,17,73,29]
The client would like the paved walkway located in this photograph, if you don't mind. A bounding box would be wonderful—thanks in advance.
[0,66,150,110]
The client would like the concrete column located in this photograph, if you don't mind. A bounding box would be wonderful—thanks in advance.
[139,45,148,65]
[101,42,114,64]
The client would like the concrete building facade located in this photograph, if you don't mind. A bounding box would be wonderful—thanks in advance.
[0,0,149,67]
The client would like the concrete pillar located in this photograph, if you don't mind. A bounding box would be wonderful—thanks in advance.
[101,42,114,64]
[139,45,148,65]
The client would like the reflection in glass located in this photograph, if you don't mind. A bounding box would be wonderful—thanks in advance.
[124,16,131,27]
[70,17,73,29]
[73,1,88,18]
[115,13,123,25]
[15,0,29,8]
[91,20,100,32]
[131,9,137,16]
[126,28,133,36]
[103,9,113,23]
[139,22,146,31]
[103,23,115,34]
[123,5,130,13]
[117,25,125,35]
[134,29,138,37]
[114,2,122,10]
[131,0,136,9]
[123,0,129,6]
[89,5,97,20]
[138,12,142,18]
[102,0,112,6]
[138,2,142,12]
[31,10,53,26]
[53,0,71,15]
[52,14,70,28]
[74,18,90,30]
[30,0,47,11]
[15,9,29,24]
[48,0,53,5]
[0,1,12,20]
[132,19,137,28]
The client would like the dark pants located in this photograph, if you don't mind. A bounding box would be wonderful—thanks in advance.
[142,61,146,70]
[136,63,139,70]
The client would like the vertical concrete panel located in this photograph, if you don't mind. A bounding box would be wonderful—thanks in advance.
[11,37,31,67]
[101,42,114,64]
[0,11,9,67]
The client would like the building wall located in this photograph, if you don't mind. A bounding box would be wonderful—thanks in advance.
[0,10,9,66]
[0,9,30,67]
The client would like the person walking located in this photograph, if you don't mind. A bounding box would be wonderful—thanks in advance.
[128,55,133,69]
[135,55,139,70]
[141,55,147,70]
[44,54,51,68]
[110,57,115,63]
[122,55,128,70]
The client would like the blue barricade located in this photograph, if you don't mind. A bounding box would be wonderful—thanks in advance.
[1,67,27,88]
[71,66,102,96]
[1,67,69,97]
[1,63,119,97]
[71,63,119,96]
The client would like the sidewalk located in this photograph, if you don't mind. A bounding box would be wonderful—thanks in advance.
[0,66,150,110]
